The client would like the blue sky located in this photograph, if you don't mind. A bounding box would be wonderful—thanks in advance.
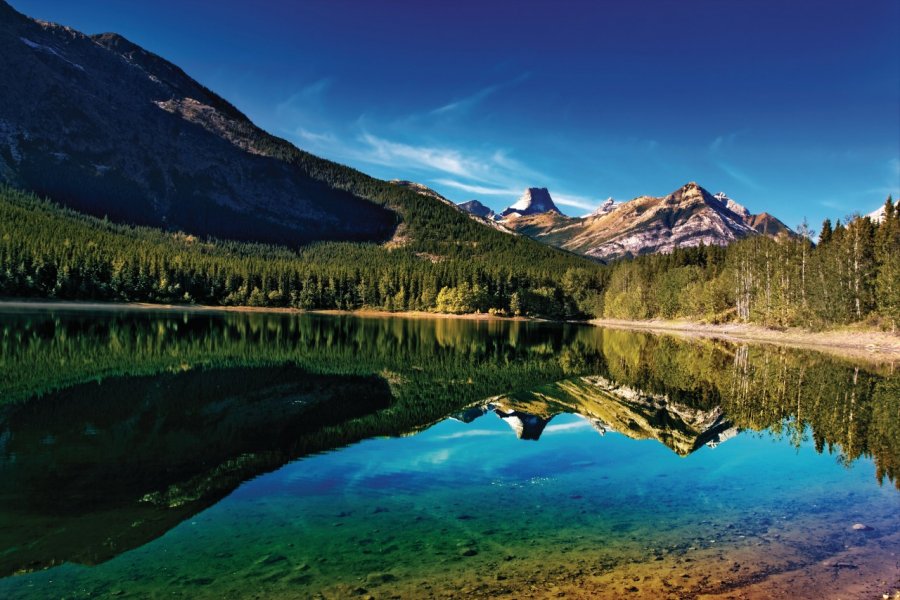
[13,0,900,228]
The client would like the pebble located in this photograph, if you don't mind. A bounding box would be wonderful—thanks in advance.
[851,523,873,531]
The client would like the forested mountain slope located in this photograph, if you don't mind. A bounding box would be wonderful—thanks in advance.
[598,198,899,329]
[0,186,605,318]
[0,0,586,269]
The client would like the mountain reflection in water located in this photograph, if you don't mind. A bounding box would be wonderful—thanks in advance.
[454,375,737,454]
[0,307,896,597]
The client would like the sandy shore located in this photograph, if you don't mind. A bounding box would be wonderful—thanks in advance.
[591,318,900,363]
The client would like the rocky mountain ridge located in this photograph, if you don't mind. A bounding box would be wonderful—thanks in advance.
[457,182,794,261]
[452,375,737,455]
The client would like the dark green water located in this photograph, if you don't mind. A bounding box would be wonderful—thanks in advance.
[0,307,897,599]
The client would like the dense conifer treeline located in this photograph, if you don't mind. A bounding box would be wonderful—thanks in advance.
[0,186,605,319]
[601,198,900,329]
[1,185,897,327]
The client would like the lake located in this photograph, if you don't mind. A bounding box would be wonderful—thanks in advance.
[0,306,897,599]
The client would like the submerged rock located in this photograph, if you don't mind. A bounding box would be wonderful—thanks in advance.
[851,523,874,531]
[365,571,397,585]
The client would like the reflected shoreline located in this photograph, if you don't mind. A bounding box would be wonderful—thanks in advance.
[1,300,896,364]
[0,308,897,598]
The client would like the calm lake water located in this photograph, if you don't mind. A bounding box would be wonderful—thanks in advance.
[0,307,897,599]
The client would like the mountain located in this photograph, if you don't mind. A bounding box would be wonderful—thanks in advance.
[458,375,736,455]
[500,187,562,218]
[0,0,601,309]
[501,182,794,262]
[458,199,496,220]
[0,1,400,246]
[712,191,791,236]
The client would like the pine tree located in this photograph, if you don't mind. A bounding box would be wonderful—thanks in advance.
[819,219,833,245]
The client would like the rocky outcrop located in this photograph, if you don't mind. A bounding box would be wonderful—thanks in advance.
[0,1,396,246]
[500,187,562,218]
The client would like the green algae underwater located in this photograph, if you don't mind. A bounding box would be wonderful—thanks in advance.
[0,306,897,599]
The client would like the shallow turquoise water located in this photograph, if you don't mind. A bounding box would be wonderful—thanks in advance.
[0,308,897,598]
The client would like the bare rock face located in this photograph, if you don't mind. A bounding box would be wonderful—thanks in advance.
[588,197,620,217]
[500,187,562,218]
[0,1,396,247]
[713,192,751,218]
[502,182,794,262]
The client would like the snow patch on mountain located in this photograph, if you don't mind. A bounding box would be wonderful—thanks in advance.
[20,36,85,71]
[713,191,750,218]
[586,197,620,217]
[868,198,898,223]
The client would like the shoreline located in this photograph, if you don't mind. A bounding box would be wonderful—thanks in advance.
[591,317,900,363]
[0,299,530,321]
[1,299,897,362]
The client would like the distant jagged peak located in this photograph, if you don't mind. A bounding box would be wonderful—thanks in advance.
[501,187,563,218]
[586,197,620,218]
[458,199,496,220]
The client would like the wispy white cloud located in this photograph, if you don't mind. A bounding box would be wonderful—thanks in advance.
[430,73,530,116]
[436,429,504,440]
[358,133,491,179]
[293,127,338,145]
[275,78,336,125]
[709,130,746,153]
[552,193,598,211]
[432,84,501,115]
[434,179,520,196]
[544,420,591,434]
[715,160,763,191]
[273,76,610,214]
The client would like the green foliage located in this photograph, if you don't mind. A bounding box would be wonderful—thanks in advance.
[599,207,899,328]
[2,182,897,328]
[0,186,604,319]
[2,310,894,489]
